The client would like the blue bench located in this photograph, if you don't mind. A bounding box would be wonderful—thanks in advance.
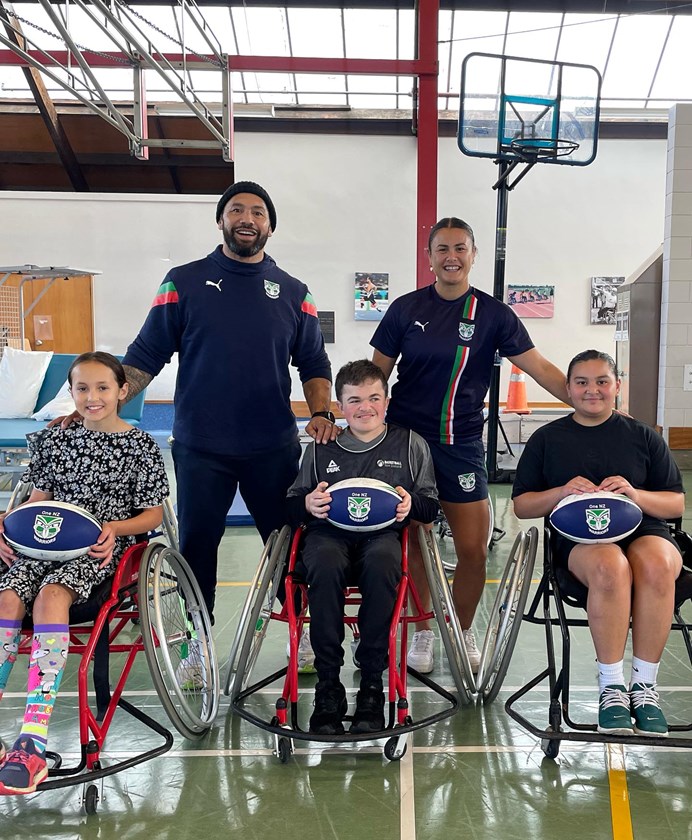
[0,353,145,449]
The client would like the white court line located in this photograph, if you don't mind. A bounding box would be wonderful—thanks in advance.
[5,684,692,700]
[48,742,610,761]
[399,744,416,840]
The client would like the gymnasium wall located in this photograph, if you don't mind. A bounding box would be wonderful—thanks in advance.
[0,129,666,402]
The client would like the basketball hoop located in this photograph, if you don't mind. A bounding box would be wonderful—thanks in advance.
[508,138,580,162]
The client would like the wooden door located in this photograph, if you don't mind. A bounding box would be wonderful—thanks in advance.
[3,273,94,353]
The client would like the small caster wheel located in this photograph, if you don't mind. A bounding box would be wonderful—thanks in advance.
[384,737,407,761]
[277,736,292,764]
[541,727,560,759]
[84,784,99,815]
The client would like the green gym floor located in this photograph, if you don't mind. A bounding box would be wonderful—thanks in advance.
[1,464,692,840]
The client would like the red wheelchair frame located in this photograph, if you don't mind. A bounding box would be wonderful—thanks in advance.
[13,542,170,808]
[9,532,219,812]
[228,525,462,762]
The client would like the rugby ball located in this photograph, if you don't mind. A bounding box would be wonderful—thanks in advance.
[326,477,401,533]
[549,492,643,545]
[3,501,102,562]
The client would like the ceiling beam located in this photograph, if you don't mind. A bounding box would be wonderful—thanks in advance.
[47,0,692,12]
[0,1,88,190]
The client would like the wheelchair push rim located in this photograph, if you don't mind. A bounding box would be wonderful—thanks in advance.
[138,543,219,739]
[477,527,537,703]
[418,526,475,702]
[226,525,291,701]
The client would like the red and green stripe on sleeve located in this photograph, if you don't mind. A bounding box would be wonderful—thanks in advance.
[151,281,179,307]
[301,292,318,317]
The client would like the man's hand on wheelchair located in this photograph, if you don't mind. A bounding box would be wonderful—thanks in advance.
[90,522,117,568]
[47,409,82,430]
[395,487,411,522]
[305,481,332,519]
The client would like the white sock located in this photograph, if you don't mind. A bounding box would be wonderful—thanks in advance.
[630,656,659,687]
[598,659,625,693]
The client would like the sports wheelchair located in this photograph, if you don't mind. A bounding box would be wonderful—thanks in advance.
[505,521,692,757]
[3,483,219,812]
[225,525,485,762]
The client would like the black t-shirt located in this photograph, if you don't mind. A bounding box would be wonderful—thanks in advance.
[512,413,684,534]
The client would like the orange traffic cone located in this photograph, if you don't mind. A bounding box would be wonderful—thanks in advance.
[503,365,531,415]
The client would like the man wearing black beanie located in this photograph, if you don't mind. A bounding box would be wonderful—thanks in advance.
[117,181,335,676]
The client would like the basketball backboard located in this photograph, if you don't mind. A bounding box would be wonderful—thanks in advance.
[458,53,601,167]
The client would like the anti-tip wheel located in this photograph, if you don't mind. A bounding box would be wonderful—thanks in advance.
[277,736,292,764]
[384,737,407,761]
[84,784,99,815]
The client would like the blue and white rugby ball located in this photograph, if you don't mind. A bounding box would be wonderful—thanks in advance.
[3,501,102,562]
[549,491,642,545]
[327,477,401,533]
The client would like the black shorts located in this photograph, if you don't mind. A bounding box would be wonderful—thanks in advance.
[427,439,488,504]
[553,520,681,569]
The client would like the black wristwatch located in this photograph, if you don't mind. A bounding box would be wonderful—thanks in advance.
[311,410,336,423]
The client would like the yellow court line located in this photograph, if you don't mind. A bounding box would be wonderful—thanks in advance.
[606,743,634,840]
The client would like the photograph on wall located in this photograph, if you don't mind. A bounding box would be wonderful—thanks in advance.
[354,272,389,321]
[506,284,555,318]
[590,276,625,325]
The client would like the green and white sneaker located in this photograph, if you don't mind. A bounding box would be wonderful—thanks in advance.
[597,684,633,734]
[631,682,668,737]
[285,627,316,674]
[175,639,204,691]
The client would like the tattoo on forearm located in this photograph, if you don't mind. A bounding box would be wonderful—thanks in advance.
[123,365,153,403]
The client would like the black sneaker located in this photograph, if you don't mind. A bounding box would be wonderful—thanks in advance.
[309,680,347,736]
[349,683,385,734]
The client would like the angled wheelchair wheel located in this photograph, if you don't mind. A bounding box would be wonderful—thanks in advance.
[418,526,475,703]
[441,497,496,573]
[138,543,219,740]
[224,527,283,696]
[7,480,33,510]
[477,527,537,704]
[161,497,180,551]
[226,525,291,701]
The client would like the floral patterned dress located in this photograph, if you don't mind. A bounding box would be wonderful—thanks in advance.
[0,425,169,607]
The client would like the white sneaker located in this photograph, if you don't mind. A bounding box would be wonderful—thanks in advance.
[463,628,481,674]
[407,629,435,674]
[286,626,316,674]
[175,640,204,690]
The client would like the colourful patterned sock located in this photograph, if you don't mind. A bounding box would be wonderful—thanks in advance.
[0,619,22,702]
[20,624,69,754]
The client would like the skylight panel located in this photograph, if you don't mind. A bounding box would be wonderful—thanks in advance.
[601,13,670,101]
[504,12,562,61]
[288,8,344,58]
[648,15,692,104]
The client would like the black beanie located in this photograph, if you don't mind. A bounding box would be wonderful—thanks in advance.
[216,181,277,230]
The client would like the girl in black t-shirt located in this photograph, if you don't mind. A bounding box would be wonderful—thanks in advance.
[513,349,684,738]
